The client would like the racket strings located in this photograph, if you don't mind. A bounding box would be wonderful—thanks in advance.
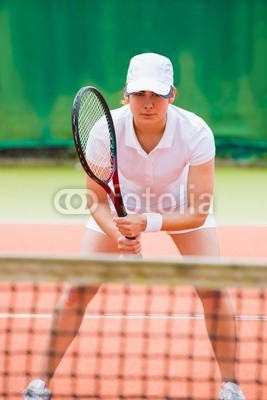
[79,92,113,182]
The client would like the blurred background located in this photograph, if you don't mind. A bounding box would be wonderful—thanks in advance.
[0,0,267,161]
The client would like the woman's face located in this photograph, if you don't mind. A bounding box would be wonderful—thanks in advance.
[125,89,176,127]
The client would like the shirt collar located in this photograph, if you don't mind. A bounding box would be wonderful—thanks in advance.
[125,107,175,150]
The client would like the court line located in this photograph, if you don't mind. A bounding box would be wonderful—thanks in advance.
[0,313,266,321]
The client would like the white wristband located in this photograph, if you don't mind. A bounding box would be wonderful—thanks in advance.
[143,213,163,232]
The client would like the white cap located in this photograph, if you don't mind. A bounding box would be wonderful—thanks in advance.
[126,53,174,97]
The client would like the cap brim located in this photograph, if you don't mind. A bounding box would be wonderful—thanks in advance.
[126,79,171,97]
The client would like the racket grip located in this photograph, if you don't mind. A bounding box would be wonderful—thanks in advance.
[124,236,143,259]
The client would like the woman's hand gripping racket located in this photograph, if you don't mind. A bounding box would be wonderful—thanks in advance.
[71,86,141,257]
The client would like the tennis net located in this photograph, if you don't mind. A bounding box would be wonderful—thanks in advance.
[0,254,267,400]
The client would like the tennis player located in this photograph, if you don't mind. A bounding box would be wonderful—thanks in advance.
[23,53,246,400]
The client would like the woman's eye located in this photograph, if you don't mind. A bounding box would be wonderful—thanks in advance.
[133,92,161,97]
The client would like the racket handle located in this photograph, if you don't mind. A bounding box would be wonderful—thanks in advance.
[124,236,143,259]
[116,210,142,257]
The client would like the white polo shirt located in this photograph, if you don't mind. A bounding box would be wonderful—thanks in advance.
[111,104,215,214]
[86,103,216,234]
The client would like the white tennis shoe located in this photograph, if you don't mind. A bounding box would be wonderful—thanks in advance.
[23,379,51,400]
[23,378,246,400]
[219,382,246,400]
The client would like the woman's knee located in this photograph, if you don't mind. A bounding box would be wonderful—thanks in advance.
[196,288,235,316]
[196,288,226,310]
[64,285,100,307]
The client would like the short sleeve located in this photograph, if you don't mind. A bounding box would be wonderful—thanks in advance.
[187,125,216,166]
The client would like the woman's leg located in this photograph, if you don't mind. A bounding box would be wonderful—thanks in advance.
[38,229,119,385]
[171,228,237,383]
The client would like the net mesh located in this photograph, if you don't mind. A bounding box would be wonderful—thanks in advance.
[0,254,267,400]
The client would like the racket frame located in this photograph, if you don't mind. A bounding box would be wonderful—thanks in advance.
[72,86,127,217]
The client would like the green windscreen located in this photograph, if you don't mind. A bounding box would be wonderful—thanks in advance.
[0,0,267,160]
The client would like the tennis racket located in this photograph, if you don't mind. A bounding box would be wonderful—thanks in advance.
[71,85,135,240]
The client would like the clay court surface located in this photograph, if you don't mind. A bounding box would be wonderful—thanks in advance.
[1,221,267,259]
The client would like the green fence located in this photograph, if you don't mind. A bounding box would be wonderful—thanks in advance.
[1,0,267,159]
